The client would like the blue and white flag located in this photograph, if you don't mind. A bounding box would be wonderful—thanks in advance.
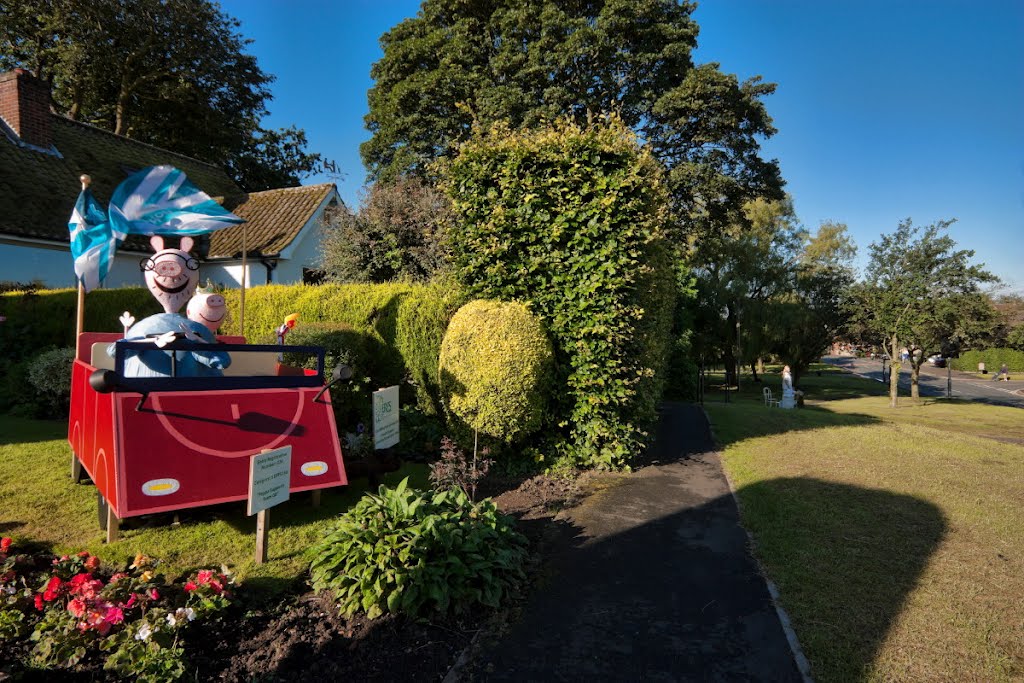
[68,187,117,293]
[109,165,244,237]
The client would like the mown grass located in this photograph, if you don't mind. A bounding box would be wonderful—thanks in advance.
[0,415,428,597]
[706,365,1024,682]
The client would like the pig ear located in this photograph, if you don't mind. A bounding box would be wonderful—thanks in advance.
[180,236,194,253]
[149,235,164,252]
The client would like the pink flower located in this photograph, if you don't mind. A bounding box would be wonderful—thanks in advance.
[125,594,137,609]
[67,598,86,617]
[196,569,214,584]
[109,572,127,583]
[34,594,44,610]
[208,579,223,594]
[77,550,90,558]
[149,588,160,601]
[0,537,11,553]
[84,555,101,572]
[104,606,124,625]
[183,581,197,592]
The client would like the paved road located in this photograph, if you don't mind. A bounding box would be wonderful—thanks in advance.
[824,356,1024,408]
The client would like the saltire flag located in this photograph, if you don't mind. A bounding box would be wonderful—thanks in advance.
[109,165,244,237]
[67,165,244,291]
[68,186,117,293]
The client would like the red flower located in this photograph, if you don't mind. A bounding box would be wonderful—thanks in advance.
[34,594,44,611]
[183,581,197,592]
[196,569,214,584]
[149,588,160,601]
[104,606,124,625]
[42,576,62,601]
[0,537,11,553]
[124,594,137,609]
[67,598,86,618]
[84,555,101,572]
[77,550,90,558]
[70,573,90,588]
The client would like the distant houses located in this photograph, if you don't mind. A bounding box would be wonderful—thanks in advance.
[0,69,340,290]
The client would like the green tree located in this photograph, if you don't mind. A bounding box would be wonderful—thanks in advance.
[689,197,804,385]
[362,0,783,235]
[0,0,322,191]
[769,222,856,386]
[319,177,451,283]
[856,218,996,406]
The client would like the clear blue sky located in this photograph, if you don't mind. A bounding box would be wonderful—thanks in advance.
[218,0,1024,291]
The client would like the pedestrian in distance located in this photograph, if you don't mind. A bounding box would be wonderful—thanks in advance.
[994,363,1011,381]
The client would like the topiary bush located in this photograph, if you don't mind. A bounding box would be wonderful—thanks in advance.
[25,347,76,419]
[440,117,676,468]
[438,300,554,447]
[309,478,527,619]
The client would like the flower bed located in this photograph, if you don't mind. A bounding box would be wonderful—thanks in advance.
[0,538,232,681]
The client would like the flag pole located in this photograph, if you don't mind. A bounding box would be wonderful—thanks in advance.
[240,221,247,339]
[75,174,91,339]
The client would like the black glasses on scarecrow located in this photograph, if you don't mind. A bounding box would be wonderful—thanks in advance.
[140,255,200,272]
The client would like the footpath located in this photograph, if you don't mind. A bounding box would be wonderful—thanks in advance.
[459,403,806,682]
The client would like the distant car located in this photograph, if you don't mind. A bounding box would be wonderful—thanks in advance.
[927,355,947,368]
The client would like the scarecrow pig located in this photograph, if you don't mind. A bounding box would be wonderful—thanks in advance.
[109,239,231,377]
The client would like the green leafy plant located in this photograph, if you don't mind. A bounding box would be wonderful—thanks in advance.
[309,478,526,619]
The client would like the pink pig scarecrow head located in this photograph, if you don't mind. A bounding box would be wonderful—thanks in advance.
[141,235,199,314]
[186,286,227,333]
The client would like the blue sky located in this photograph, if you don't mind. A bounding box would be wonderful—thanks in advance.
[219,0,1024,291]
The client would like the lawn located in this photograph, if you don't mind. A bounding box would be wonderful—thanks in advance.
[706,365,1024,682]
[0,415,429,596]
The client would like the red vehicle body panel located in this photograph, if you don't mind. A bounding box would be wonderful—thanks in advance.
[69,332,347,518]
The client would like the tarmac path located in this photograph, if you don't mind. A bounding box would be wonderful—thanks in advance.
[462,404,805,682]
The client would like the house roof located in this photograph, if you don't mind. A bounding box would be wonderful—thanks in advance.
[211,184,336,259]
[0,93,338,259]
[0,116,242,252]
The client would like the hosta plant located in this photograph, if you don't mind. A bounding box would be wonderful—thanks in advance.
[309,478,527,619]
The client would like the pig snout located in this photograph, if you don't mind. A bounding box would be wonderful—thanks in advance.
[206,294,225,307]
[154,259,183,277]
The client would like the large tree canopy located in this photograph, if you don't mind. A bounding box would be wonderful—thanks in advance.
[0,0,322,191]
[362,0,783,235]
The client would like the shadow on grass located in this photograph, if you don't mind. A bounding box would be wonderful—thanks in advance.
[0,415,67,446]
[735,477,946,682]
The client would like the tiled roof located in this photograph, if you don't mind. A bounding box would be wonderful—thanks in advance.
[0,116,242,253]
[210,183,336,259]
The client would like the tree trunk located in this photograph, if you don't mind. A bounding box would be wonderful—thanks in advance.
[888,335,900,408]
[910,359,920,400]
[750,360,760,383]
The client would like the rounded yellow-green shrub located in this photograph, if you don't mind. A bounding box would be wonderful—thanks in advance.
[438,300,554,445]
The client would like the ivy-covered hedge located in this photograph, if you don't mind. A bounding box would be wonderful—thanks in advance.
[0,283,465,416]
[950,348,1024,373]
[440,117,676,469]
[439,300,555,447]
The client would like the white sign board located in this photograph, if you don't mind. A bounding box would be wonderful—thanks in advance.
[373,385,400,450]
[247,446,292,516]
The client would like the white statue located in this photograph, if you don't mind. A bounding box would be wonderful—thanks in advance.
[780,364,796,409]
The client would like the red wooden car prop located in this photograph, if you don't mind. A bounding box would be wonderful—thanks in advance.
[69,332,347,527]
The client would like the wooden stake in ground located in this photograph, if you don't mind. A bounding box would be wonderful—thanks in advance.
[248,446,292,565]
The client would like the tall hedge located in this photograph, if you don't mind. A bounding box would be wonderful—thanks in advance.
[0,283,465,415]
[439,300,555,446]
[440,118,676,469]
[950,348,1024,373]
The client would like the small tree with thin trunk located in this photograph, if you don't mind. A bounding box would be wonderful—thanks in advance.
[858,218,995,407]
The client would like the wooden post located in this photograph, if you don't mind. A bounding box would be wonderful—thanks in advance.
[255,508,268,564]
[106,508,120,544]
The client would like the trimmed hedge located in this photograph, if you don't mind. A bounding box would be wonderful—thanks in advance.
[441,117,676,469]
[951,348,1024,373]
[0,283,466,416]
[439,300,555,446]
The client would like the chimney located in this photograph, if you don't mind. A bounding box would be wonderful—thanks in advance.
[0,69,54,149]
